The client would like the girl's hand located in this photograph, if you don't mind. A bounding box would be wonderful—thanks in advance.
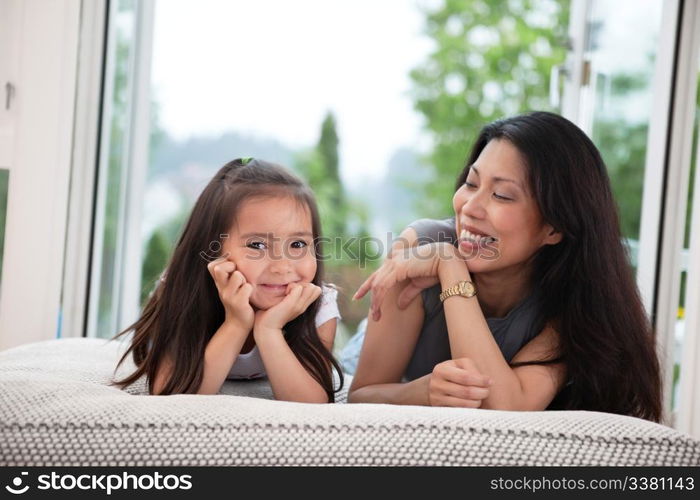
[428,358,492,408]
[254,283,322,334]
[353,242,458,321]
[207,257,254,332]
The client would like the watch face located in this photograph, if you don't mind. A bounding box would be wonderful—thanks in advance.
[459,281,475,297]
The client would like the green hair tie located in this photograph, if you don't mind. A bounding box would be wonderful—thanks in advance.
[240,157,254,165]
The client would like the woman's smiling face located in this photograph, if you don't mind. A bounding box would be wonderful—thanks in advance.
[452,139,561,274]
[222,195,317,310]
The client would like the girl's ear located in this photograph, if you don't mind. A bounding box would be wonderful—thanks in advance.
[543,225,563,246]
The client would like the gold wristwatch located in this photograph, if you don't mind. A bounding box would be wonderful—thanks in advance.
[439,280,477,302]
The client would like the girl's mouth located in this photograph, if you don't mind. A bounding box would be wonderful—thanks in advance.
[259,284,288,294]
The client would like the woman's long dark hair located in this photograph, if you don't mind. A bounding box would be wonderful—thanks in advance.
[456,112,662,422]
[111,158,344,401]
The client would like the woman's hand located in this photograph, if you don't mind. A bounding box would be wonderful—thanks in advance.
[254,283,322,336]
[207,257,255,333]
[353,242,460,321]
[428,358,492,408]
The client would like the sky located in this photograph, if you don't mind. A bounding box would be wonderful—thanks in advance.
[150,0,435,188]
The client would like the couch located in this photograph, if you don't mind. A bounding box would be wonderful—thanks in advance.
[1,338,699,466]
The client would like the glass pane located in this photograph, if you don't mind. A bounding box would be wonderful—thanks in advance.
[673,57,700,412]
[585,0,664,266]
[89,0,137,339]
[0,168,8,287]
[141,0,571,352]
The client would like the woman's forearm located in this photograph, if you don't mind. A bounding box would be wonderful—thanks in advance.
[197,322,248,395]
[438,258,528,410]
[348,375,430,405]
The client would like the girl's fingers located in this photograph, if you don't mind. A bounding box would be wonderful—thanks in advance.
[283,283,304,303]
[207,259,236,288]
[238,283,253,302]
[226,271,246,292]
[303,283,322,306]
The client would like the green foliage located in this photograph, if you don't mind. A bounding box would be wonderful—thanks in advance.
[591,120,647,240]
[295,111,377,270]
[140,230,170,303]
[410,0,570,217]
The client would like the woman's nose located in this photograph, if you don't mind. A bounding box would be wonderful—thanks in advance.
[459,191,487,220]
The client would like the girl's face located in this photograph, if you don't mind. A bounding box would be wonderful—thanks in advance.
[223,195,317,310]
[452,139,561,275]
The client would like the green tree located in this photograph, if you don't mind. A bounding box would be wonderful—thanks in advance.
[295,112,379,331]
[410,0,570,217]
[296,111,347,238]
[140,230,170,303]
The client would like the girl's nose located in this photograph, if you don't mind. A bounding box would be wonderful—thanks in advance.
[268,255,293,275]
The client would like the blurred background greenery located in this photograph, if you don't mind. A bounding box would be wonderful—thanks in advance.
[84,0,697,360]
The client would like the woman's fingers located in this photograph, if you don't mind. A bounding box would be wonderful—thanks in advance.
[353,271,376,300]
[428,359,492,408]
[396,282,424,309]
[371,275,399,321]
[430,394,484,408]
[437,379,490,401]
[440,362,491,388]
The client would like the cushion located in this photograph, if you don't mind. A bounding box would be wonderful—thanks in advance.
[1,338,699,466]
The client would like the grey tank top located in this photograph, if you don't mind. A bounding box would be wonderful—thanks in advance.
[403,217,543,381]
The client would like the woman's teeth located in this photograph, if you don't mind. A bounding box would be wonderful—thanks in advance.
[460,229,497,244]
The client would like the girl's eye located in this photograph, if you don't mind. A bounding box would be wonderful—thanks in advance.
[465,181,477,189]
[290,240,308,249]
[247,241,267,250]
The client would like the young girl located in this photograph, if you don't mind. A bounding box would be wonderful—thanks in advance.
[113,158,344,403]
[349,112,662,421]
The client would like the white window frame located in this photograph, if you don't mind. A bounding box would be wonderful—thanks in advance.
[562,0,700,426]
[674,0,700,438]
[651,0,700,426]
[85,0,155,339]
[60,0,109,340]
[0,0,82,350]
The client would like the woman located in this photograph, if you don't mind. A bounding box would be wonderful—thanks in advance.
[348,112,661,421]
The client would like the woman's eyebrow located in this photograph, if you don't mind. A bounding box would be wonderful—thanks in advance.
[470,166,523,190]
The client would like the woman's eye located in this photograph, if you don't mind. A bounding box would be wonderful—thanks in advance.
[494,193,513,201]
[290,240,308,249]
[247,241,267,250]
[465,181,477,188]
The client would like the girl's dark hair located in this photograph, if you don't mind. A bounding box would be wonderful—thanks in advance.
[111,158,343,401]
[456,111,662,422]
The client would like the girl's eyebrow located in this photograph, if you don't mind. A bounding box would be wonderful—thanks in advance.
[239,231,313,239]
[470,165,524,190]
